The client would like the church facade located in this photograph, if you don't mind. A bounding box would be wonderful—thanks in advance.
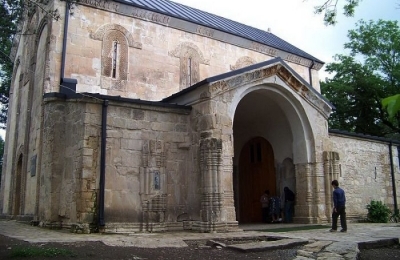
[0,0,399,233]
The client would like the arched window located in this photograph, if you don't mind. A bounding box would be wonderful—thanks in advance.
[181,52,199,89]
[91,24,142,91]
[102,30,128,81]
[169,42,209,91]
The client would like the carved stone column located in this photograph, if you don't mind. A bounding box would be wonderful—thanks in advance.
[323,151,340,222]
[313,160,328,223]
[294,163,316,223]
[193,137,238,232]
[200,138,222,222]
[220,154,237,223]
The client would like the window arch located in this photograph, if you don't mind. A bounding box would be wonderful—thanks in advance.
[169,42,209,90]
[102,30,128,81]
[230,56,256,71]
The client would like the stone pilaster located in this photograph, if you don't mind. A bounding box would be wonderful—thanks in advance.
[323,151,340,222]
[294,163,315,223]
[199,138,222,223]
[314,161,328,223]
[193,137,238,232]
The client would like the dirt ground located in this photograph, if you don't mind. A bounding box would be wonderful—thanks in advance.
[0,234,399,259]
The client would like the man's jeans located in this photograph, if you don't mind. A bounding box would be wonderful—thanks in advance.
[332,205,347,230]
[284,201,294,223]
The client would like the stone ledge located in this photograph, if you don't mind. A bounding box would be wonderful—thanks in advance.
[227,238,308,252]
[358,238,400,249]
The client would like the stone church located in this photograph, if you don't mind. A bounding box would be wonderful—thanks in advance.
[0,0,399,233]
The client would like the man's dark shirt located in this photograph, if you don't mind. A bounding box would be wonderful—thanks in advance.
[333,187,346,208]
[285,188,295,202]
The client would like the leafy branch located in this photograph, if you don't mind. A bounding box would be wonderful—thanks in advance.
[311,0,362,25]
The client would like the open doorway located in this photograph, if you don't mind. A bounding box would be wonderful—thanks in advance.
[13,155,23,216]
[232,89,296,223]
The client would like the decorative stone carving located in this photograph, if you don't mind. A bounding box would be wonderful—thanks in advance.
[199,138,223,225]
[169,42,209,64]
[208,63,332,119]
[91,24,142,49]
[230,56,256,70]
[210,81,228,95]
[140,140,166,230]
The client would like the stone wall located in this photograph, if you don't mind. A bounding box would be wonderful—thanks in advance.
[37,97,196,231]
[102,101,194,231]
[328,133,400,220]
[40,99,88,224]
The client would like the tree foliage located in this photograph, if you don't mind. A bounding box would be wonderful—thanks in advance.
[0,135,3,186]
[321,20,400,139]
[0,0,23,128]
[382,94,400,119]
[313,0,362,25]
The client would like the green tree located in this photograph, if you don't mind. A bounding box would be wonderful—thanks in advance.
[0,135,4,186]
[313,0,362,25]
[0,0,23,129]
[322,20,400,139]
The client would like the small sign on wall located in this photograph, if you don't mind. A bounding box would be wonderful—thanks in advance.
[154,171,160,190]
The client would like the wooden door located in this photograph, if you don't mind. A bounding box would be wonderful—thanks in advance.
[238,137,276,223]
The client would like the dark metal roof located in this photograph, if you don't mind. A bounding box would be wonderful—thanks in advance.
[329,129,400,145]
[116,0,323,63]
[162,57,332,107]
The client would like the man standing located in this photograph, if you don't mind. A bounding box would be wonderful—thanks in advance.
[284,187,295,223]
[330,180,347,232]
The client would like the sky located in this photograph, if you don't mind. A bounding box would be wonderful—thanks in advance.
[0,0,398,140]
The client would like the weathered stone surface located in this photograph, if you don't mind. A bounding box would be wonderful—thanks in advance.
[325,241,358,255]
[315,252,344,260]
[304,241,333,252]
[297,249,315,258]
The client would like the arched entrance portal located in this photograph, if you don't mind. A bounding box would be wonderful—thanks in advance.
[238,137,276,223]
[232,88,299,223]
[13,155,23,216]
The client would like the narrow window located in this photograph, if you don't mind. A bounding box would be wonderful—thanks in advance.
[257,142,262,162]
[250,144,255,163]
[112,41,119,78]
[187,57,192,86]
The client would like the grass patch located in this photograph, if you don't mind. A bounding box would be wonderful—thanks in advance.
[258,225,329,233]
[11,246,76,258]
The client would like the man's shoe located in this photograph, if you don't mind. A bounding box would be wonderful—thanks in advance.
[329,229,337,232]
[340,229,347,233]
